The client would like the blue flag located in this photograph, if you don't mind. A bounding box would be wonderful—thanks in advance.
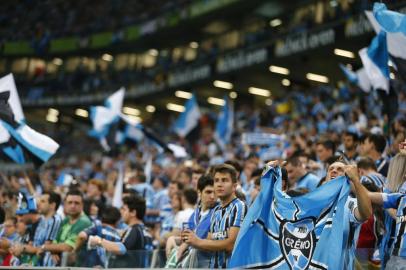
[339,64,372,93]
[229,166,350,269]
[214,96,233,150]
[173,94,201,137]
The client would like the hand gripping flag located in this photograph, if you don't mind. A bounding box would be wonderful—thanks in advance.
[339,64,372,93]
[229,165,350,269]
[0,74,59,167]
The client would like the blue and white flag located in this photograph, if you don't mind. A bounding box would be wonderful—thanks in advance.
[359,31,390,93]
[0,74,59,166]
[214,96,233,150]
[339,64,372,93]
[368,3,406,82]
[173,94,201,137]
[229,166,350,269]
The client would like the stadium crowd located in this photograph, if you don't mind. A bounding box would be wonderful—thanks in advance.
[0,74,406,268]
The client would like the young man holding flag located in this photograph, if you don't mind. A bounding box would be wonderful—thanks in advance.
[182,164,247,268]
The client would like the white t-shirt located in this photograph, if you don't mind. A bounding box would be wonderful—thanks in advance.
[174,208,194,230]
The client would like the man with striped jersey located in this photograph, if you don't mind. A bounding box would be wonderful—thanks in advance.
[183,164,247,268]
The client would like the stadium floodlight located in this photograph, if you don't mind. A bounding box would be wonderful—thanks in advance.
[190,42,199,49]
[148,49,159,56]
[102,54,113,62]
[48,108,59,116]
[282,79,291,86]
[269,65,290,75]
[306,73,329,83]
[167,103,185,112]
[46,114,58,123]
[265,99,273,106]
[213,80,233,89]
[175,90,192,99]
[126,115,142,123]
[75,108,88,118]
[270,19,282,27]
[207,97,225,106]
[123,107,140,116]
[53,58,63,66]
[248,87,271,97]
[334,48,355,58]
[229,91,238,99]
[390,73,395,79]
[146,105,156,113]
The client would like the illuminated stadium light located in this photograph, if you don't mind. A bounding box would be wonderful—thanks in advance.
[269,65,290,75]
[334,48,355,58]
[282,79,291,86]
[306,73,329,83]
[148,49,159,56]
[123,107,140,116]
[390,72,395,79]
[270,18,282,27]
[265,99,273,106]
[146,105,156,113]
[48,108,59,116]
[126,115,142,123]
[229,91,238,99]
[213,80,233,89]
[248,87,271,97]
[102,54,113,61]
[207,97,225,106]
[190,42,199,49]
[75,108,88,118]
[175,90,192,99]
[167,103,185,112]
[388,60,394,67]
[46,114,58,123]
[53,58,63,66]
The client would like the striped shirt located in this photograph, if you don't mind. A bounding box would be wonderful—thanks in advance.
[360,172,387,190]
[209,197,247,268]
[38,214,63,266]
[383,193,406,257]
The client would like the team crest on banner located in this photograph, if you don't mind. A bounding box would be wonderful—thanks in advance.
[280,218,315,269]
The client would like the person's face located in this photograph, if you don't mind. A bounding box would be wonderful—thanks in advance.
[343,135,356,151]
[358,168,367,177]
[90,202,99,217]
[200,185,216,209]
[3,219,16,237]
[170,194,181,211]
[316,144,332,163]
[64,195,83,218]
[38,194,51,215]
[120,204,133,224]
[214,172,236,200]
[360,139,374,156]
[178,172,191,186]
[168,183,178,198]
[191,173,203,189]
[86,184,101,198]
[16,220,26,235]
[326,162,345,182]
[285,163,300,184]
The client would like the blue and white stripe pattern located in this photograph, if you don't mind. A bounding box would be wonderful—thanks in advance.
[359,31,390,93]
[214,96,234,150]
[173,94,201,137]
[339,64,372,93]
[229,166,351,269]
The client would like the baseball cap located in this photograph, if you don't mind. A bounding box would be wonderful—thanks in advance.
[15,193,37,215]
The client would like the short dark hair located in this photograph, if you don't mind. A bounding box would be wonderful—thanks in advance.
[197,175,214,192]
[170,181,184,191]
[343,131,359,142]
[182,188,198,205]
[213,164,238,183]
[65,189,84,201]
[286,156,302,167]
[101,206,121,225]
[136,174,146,183]
[224,160,242,174]
[43,191,62,211]
[366,134,387,154]
[316,140,336,153]
[123,195,146,220]
[357,157,377,171]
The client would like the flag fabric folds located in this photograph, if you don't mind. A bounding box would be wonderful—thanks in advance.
[339,64,372,93]
[359,31,390,93]
[0,74,59,166]
[229,165,350,269]
[173,94,201,137]
[214,96,233,150]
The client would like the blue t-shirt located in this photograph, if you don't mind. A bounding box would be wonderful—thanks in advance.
[209,198,247,269]
[383,193,406,258]
[189,205,215,239]
[295,173,320,191]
